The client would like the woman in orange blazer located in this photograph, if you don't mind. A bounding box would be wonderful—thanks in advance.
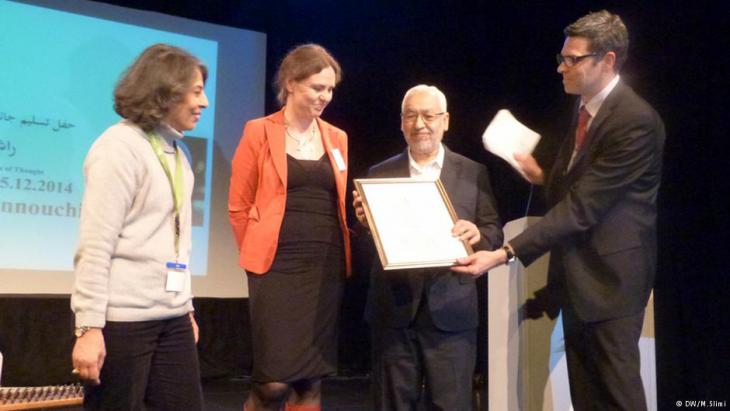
[228,44,350,411]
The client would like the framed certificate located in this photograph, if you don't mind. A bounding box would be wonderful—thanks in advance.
[354,178,473,270]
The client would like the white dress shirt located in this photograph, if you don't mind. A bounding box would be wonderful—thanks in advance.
[408,143,445,180]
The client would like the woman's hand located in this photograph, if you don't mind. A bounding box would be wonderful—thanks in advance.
[71,328,105,385]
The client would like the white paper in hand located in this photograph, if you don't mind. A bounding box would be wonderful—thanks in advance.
[482,109,541,177]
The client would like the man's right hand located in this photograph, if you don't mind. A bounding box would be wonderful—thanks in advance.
[514,153,545,185]
[451,249,507,277]
[352,190,369,229]
[72,328,105,385]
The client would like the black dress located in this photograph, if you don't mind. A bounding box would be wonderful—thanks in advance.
[247,154,345,383]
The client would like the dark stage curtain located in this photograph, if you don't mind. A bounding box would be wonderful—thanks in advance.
[0,296,255,386]
[194,297,252,379]
[0,296,77,386]
[0,295,371,386]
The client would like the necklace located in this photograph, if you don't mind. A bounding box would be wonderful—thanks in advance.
[285,121,317,157]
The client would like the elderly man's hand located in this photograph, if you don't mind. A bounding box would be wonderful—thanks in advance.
[514,153,545,185]
[452,219,481,245]
[352,190,369,229]
[451,249,507,277]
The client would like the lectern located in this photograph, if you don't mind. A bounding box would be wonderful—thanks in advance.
[488,217,657,411]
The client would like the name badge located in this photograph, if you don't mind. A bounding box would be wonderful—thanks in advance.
[331,148,346,172]
[165,262,188,292]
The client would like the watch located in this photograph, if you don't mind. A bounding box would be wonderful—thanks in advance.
[74,326,92,338]
[502,244,516,264]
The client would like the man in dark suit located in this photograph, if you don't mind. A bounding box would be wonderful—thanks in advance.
[353,85,502,410]
[453,10,665,411]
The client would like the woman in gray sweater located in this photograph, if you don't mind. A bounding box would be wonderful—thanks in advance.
[70,44,209,410]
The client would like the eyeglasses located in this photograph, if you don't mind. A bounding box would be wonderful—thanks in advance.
[401,111,446,124]
[556,53,599,68]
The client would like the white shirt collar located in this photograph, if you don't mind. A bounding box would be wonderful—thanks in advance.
[582,74,620,117]
[408,143,445,179]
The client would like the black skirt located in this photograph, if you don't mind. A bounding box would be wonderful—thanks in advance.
[248,242,344,382]
[246,154,345,383]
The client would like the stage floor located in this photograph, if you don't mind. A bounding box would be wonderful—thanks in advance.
[203,376,370,411]
[64,376,371,410]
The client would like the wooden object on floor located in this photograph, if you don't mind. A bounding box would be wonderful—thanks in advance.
[0,384,83,410]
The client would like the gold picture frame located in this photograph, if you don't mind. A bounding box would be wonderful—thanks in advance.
[354,178,473,270]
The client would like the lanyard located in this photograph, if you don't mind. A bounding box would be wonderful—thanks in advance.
[146,132,184,260]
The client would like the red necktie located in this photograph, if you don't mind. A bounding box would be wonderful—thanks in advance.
[575,106,591,149]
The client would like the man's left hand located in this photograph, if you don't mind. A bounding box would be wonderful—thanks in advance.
[452,219,481,245]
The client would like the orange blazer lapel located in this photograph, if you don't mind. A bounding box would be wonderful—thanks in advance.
[265,110,287,185]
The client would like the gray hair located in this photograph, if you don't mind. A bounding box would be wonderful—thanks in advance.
[401,85,448,113]
[564,10,629,72]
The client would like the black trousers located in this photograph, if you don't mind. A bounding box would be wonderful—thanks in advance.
[370,301,477,411]
[563,307,647,411]
[83,314,203,411]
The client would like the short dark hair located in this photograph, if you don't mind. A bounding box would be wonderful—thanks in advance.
[274,44,341,107]
[114,44,207,131]
[564,10,629,72]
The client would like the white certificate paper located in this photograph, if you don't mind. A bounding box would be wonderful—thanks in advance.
[482,109,541,177]
[355,178,471,270]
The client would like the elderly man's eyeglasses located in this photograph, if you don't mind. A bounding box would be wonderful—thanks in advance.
[556,53,599,68]
[401,111,446,124]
